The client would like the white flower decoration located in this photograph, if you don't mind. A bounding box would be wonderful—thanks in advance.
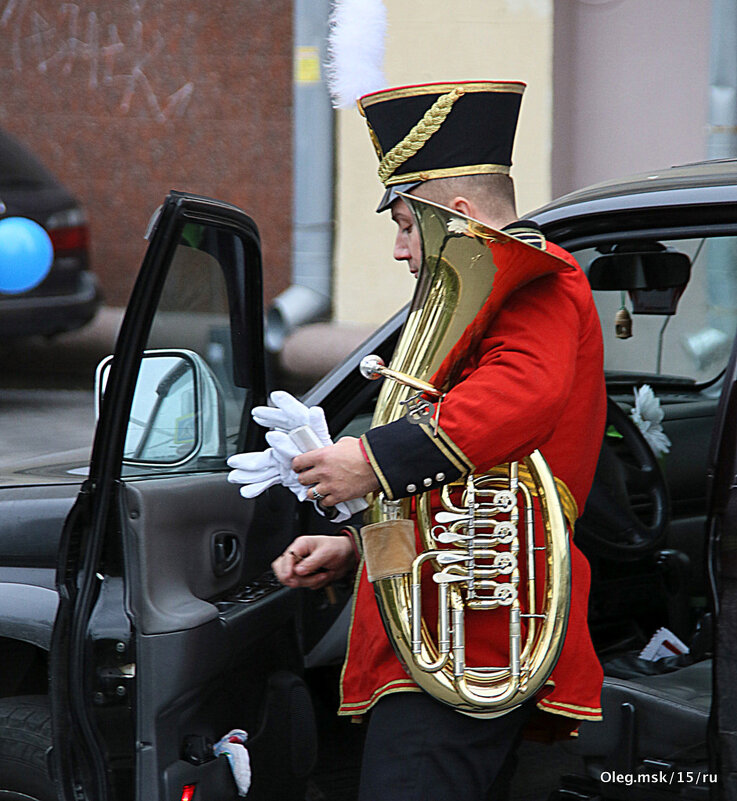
[447,217,469,235]
[630,384,671,458]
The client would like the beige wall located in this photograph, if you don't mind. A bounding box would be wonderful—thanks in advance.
[552,0,710,197]
[333,0,555,326]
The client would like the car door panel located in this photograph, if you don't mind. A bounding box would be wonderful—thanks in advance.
[661,398,717,591]
[135,599,307,801]
[122,475,256,634]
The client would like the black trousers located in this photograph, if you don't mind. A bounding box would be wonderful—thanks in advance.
[357,692,534,801]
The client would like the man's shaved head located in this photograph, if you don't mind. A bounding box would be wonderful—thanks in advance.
[411,173,517,221]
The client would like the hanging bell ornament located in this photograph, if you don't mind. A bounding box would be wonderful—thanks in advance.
[615,307,633,339]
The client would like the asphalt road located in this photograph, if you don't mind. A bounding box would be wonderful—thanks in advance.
[0,388,95,460]
[0,308,122,465]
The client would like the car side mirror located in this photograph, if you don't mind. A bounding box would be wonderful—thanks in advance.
[95,349,227,468]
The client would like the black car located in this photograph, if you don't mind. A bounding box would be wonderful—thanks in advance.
[0,127,99,337]
[1,160,736,801]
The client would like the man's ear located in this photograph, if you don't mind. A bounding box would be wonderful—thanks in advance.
[448,196,474,218]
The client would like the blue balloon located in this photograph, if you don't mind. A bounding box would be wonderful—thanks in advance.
[0,216,54,294]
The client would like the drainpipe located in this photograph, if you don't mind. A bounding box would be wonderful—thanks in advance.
[264,0,333,353]
[682,0,737,372]
[707,0,737,161]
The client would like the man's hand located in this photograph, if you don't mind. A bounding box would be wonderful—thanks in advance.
[272,535,356,590]
[292,437,380,506]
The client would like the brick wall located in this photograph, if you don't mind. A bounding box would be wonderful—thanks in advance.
[0,0,293,306]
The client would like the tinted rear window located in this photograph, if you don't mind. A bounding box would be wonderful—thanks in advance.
[0,130,55,189]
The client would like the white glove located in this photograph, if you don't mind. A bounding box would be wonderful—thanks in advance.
[264,429,305,494]
[227,440,354,522]
[246,391,361,523]
[252,391,331,446]
[227,441,307,501]
[266,430,356,523]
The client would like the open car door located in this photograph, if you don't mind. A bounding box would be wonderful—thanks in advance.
[50,193,317,801]
[707,327,737,798]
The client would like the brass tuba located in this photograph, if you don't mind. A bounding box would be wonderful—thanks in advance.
[360,194,572,717]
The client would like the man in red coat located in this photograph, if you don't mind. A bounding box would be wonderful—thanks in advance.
[269,81,606,800]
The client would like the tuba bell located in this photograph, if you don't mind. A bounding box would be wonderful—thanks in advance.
[360,193,573,717]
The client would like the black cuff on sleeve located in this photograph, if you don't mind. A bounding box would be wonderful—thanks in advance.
[361,417,473,500]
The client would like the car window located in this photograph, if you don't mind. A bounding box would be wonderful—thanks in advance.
[121,223,250,477]
[335,411,374,440]
[572,234,737,388]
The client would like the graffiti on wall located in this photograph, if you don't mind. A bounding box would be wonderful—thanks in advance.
[1,0,194,121]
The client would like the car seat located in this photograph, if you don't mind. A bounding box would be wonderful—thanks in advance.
[559,659,712,800]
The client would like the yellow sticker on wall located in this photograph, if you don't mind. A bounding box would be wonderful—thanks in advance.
[295,46,321,84]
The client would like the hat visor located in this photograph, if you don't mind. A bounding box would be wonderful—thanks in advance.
[376,182,422,213]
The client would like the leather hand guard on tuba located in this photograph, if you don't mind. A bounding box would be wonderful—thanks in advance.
[360,194,572,718]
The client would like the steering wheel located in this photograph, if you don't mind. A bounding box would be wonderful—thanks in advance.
[575,397,670,561]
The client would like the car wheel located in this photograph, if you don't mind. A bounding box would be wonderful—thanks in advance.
[0,695,55,801]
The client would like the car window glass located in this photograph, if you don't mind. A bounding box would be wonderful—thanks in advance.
[121,223,249,477]
[574,234,737,387]
[335,411,374,440]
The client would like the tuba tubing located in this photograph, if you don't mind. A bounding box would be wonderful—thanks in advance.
[361,194,572,717]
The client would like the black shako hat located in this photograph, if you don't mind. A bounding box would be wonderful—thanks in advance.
[358,81,525,212]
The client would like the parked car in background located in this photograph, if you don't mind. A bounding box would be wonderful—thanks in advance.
[1,160,736,801]
[0,127,99,337]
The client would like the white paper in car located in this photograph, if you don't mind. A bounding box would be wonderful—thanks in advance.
[639,626,690,661]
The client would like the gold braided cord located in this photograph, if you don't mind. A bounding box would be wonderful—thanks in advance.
[385,163,510,186]
[377,88,464,184]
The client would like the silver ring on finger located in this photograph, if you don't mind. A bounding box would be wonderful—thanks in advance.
[312,487,325,503]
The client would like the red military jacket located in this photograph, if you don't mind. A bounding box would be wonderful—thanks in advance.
[339,231,607,726]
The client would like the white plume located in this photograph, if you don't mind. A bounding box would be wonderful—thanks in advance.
[326,0,387,109]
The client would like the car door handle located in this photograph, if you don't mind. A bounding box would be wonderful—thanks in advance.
[211,531,242,577]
